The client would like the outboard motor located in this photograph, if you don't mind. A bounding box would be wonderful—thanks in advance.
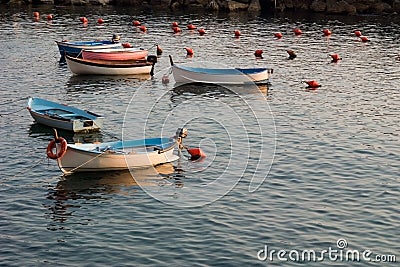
[147,55,158,64]
[112,34,120,43]
[175,128,188,150]
[176,128,188,139]
[147,55,158,76]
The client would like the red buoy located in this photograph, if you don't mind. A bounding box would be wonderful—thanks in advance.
[185,47,194,56]
[305,80,321,88]
[330,53,342,62]
[198,28,206,35]
[33,11,40,18]
[323,29,332,36]
[360,36,369,42]
[354,30,362,37]
[173,27,182,33]
[79,17,88,23]
[133,20,141,26]
[139,25,147,32]
[47,14,53,20]
[172,21,179,27]
[254,49,263,58]
[187,147,206,160]
[294,28,302,35]
[234,30,241,37]
[97,18,104,24]
[274,32,283,39]
[122,42,133,48]
[156,44,163,55]
[187,24,197,30]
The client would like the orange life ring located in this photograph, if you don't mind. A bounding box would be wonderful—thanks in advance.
[46,137,67,159]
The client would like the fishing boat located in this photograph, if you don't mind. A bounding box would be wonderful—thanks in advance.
[169,55,272,85]
[82,48,148,61]
[65,55,157,76]
[56,35,123,57]
[27,97,104,132]
[46,128,188,174]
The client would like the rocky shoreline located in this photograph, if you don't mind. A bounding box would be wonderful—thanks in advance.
[3,0,400,15]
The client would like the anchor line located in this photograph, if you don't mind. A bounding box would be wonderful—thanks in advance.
[0,106,26,117]
[6,158,47,182]
[0,97,27,106]
[61,149,109,174]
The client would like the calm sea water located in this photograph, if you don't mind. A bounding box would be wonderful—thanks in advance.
[0,4,399,266]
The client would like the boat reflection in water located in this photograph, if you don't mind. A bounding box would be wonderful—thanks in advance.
[45,163,180,227]
[170,82,269,98]
[66,74,151,93]
[28,123,104,144]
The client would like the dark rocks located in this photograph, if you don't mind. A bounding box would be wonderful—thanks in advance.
[310,0,326,12]
[4,0,400,15]
[326,0,357,15]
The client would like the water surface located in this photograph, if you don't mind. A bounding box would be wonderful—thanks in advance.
[0,5,399,266]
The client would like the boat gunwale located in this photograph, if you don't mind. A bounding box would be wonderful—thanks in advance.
[55,40,120,49]
[28,97,104,120]
[82,48,146,54]
[65,55,153,68]
[67,137,177,155]
[174,64,269,76]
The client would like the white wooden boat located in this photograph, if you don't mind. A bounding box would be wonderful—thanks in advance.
[82,48,148,61]
[169,56,272,85]
[65,55,157,76]
[27,97,103,132]
[47,128,188,174]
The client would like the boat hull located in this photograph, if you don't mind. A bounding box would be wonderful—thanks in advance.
[171,65,271,85]
[82,48,148,61]
[56,40,122,57]
[27,97,103,132]
[56,138,179,174]
[65,55,154,75]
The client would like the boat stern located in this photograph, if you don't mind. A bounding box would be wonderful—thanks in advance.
[72,117,103,132]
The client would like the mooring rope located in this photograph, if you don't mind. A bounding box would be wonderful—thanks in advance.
[0,106,26,117]
[4,158,47,183]
[63,149,109,174]
[0,97,27,117]
[0,97,26,106]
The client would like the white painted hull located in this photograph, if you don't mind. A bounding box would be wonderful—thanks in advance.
[65,55,153,76]
[172,65,271,85]
[56,139,179,174]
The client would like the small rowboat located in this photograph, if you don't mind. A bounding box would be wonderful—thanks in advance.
[27,97,104,132]
[65,55,157,76]
[56,35,123,57]
[82,48,148,61]
[47,128,188,174]
[169,56,272,85]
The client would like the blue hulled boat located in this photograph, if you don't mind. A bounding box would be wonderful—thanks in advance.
[56,35,123,57]
[27,97,104,132]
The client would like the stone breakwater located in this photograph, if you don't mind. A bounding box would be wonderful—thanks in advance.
[4,0,400,15]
